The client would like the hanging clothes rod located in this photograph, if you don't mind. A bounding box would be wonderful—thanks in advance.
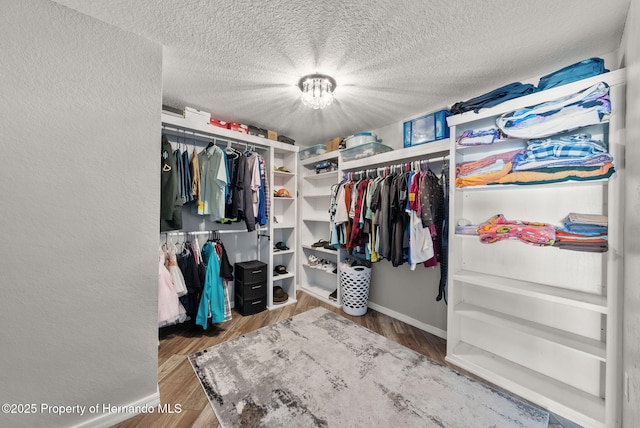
[161,229,260,236]
[342,155,450,178]
[161,123,265,152]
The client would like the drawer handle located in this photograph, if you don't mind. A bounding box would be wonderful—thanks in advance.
[251,285,262,290]
[251,300,263,305]
[252,270,263,274]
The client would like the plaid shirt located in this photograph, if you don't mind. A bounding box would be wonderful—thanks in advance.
[524,133,606,160]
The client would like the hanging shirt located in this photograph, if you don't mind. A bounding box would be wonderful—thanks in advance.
[160,135,183,231]
[246,153,261,218]
[190,148,202,205]
[182,149,193,203]
[224,152,240,219]
[236,154,256,231]
[196,145,228,221]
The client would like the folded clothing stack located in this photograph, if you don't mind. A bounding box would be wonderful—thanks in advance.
[554,213,608,253]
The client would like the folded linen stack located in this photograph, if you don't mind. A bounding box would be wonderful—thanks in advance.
[454,82,615,188]
[554,213,608,253]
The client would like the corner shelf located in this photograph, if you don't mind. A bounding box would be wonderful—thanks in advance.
[298,150,341,308]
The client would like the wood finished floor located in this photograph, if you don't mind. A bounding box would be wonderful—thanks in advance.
[113,290,577,428]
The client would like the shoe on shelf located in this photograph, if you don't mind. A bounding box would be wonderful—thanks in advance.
[274,265,288,275]
[323,242,337,250]
[308,254,319,267]
[274,241,289,251]
[320,260,337,272]
[329,289,337,301]
[312,239,329,247]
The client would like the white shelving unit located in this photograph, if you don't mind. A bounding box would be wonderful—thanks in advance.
[161,112,299,311]
[298,151,341,307]
[446,70,625,428]
[268,145,298,309]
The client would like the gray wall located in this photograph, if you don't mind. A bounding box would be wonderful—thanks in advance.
[622,0,640,425]
[0,1,162,427]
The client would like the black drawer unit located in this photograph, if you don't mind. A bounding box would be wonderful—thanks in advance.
[235,260,267,316]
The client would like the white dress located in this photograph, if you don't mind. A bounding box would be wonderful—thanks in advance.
[166,243,188,297]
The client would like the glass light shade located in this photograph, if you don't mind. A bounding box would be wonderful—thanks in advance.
[298,74,336,109]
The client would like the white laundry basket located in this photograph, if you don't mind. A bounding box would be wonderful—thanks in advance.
[340,265,372,316]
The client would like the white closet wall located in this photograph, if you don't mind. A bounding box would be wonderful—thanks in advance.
[621,1,640,425]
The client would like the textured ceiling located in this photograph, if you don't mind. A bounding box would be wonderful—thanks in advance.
[53,0,630,146]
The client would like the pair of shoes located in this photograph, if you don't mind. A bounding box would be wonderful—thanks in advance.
[311,239,329,247]
[308,254,319,267]
[319,259,337,272]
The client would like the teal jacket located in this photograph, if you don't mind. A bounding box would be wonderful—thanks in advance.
[196,242,225,329]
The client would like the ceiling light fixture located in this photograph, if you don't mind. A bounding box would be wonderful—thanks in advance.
[298,73,336,110]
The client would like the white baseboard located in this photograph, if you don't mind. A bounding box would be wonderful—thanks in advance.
[70,389,160,428]
[366,302,447,340]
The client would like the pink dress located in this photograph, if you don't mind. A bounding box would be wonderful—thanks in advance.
[158,251,187,327]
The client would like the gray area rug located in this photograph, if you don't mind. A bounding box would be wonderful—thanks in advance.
[189,307,549,427]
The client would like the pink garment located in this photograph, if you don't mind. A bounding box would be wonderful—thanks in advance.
[409,171,422,213]
[477,214,556,246]
[423,224,439,268]
[456,148,524,177]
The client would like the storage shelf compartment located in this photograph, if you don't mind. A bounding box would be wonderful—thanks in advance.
[454,302,606,361]
[302,194,331,198]
[446,342,605,428]
[303,217,330,223]
[455,178,610,191]
[302,244,339,255]
[303,264,337,276]
[446,69,625,126]
[300,151,339,167]
[452,270,607,313]
[302,170,339,180]
[268,298,297,310]
[299,282,340,308]
[273,223,296,229]
[341,139,449,170]
[272,248,295,256]
[272,272,295,281]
